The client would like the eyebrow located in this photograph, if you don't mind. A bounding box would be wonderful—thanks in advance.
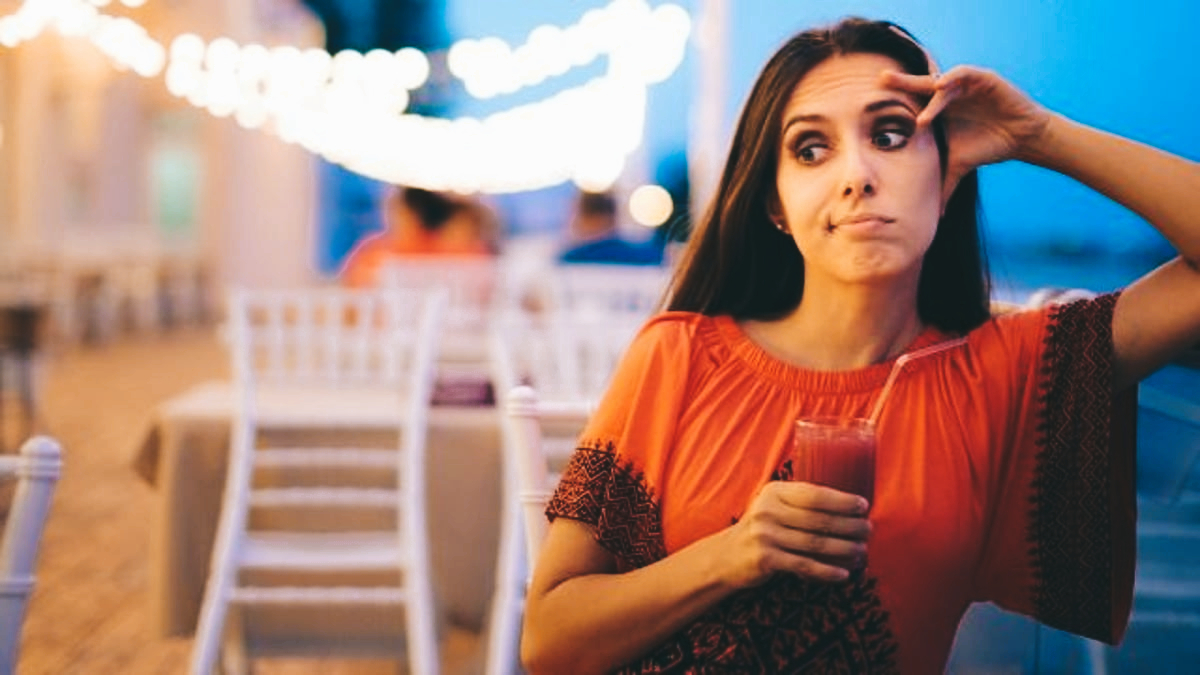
[781,98,917,135]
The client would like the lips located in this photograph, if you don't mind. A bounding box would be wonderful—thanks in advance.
[828,214,894,233]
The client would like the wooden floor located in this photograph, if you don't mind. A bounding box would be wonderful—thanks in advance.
[6,328,484,674]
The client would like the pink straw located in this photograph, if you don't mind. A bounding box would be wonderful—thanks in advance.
[867,337,968,426]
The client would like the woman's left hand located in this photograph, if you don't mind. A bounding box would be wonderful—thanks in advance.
[881,66,1055,199]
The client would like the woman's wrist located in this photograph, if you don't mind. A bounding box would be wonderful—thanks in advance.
[1017,111,1072,169]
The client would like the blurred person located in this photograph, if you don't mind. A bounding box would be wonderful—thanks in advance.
[340,186,493,287]
[520,17,1200,675]
[436,195,502,256]
[559,190,663,266]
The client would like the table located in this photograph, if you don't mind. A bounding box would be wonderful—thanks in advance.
[132,380,503,638]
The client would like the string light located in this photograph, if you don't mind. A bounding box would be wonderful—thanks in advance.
[0,0,165,75]
[0,0,691,195]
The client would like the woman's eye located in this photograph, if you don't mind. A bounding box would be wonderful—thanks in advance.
[873,130,909,149]
[796,143,829,163]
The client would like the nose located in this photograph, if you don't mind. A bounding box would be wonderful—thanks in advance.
[840,141,878,198]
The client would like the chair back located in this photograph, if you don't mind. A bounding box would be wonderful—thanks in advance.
[0,436,62,672]
[504,386,593,566]
[378,256,504,364]
[484,308,631,675]
[552,263,670,317]
[492,309,643,404]
[226,287,433,390]
[490,313,615,562]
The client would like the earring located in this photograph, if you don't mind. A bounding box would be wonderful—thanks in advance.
[773,220,790,235]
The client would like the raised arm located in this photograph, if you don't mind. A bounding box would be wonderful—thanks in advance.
[883,66,1200,391]
[1019,117,1200,390]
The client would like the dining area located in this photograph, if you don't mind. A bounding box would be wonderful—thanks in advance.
[106,261,663,673]
[17,314,485,673]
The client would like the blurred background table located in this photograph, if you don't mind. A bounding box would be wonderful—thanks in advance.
[131,379,502,639]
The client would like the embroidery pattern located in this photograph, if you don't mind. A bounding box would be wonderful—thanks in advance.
[1030,294,1118,641]
[546,439,667,569]
[546,442,900,673]
[616,573,899,674]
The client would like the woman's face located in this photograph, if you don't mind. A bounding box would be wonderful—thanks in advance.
[774,52,943,288]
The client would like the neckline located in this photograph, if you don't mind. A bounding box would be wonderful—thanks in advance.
[712,314,953,393]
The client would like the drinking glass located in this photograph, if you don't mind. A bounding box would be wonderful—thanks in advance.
[791,416,876,505]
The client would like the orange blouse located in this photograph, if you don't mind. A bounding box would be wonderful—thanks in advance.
[546,294,1137,674]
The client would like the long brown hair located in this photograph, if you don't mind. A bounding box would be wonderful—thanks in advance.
[666,18,991,335]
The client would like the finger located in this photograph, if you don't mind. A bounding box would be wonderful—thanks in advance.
[879,69,936,95]
[778,482,870,515]
[916,83,958,128]
[765,502,872,541]
[809,547,868,571]
[774,552,853,583]
[792,510,873,541]
[774,528,869,562]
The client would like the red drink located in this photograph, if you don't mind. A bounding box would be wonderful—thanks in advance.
[792,417,876,504]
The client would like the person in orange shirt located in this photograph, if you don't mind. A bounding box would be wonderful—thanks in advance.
[521,17,1200,675]
[437,196,502,257]
[339,186,496,287]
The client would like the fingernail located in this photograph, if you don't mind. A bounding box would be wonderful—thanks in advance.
[857,498,870,513]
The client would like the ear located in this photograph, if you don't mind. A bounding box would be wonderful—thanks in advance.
[767,191,786,229]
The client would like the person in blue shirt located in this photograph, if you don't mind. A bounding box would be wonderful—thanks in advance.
[559,191,663,266]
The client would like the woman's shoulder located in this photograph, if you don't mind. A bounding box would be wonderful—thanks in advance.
[640,310,710,331]
[636,311,729,343]
[627,311,729,363]
[964,303,1052,355]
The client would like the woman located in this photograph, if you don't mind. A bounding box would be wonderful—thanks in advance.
[522,17,1199,675]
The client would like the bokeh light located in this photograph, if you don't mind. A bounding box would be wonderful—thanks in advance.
[629,184,673,227]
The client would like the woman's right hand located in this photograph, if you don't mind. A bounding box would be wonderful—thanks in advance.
[720,481,872,588]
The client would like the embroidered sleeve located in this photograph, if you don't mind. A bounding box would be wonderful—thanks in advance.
[546,440,667,570]
[976,292,1137,644]
[544,315,696,569]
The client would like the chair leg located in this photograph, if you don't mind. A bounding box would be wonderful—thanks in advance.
[484,499,525,675]
[191,593,227,674]
[405,528,441,675]
[406,574,441,675]
[220,606,250,675]
[191,556,234,675]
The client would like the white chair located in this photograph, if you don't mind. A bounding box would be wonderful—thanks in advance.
[504,387,593,568]
[0,436,63,673]
[482,313,604,675]
[378,256,506,367]
[191,287,447,675]
[551,263,671,317]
